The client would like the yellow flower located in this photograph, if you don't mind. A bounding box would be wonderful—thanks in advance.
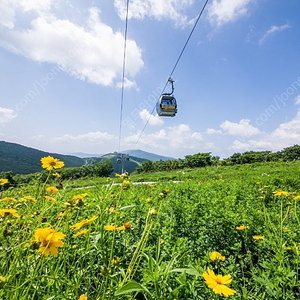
[253,235,264,240]
[286,247,292,250]
[73,195,84,200]
[71,219,89,231]
[88,216,98,222]
[115,171,128,179]
[0,179,8,185]
[108,207,118,213]
[294,195,300,200]
[210,251,225,261]
[74,229,89,237]
[112,255,120,266]
[52,172,60,178]
[123,179,130,185]
[273,190,290,197]
[24,196,37,202]
[41,156,65,171]
[123,221,132,230]
[236,225,246,231]
[71,216,98,231]
[0,208,20,218]
[79,294,87,300]
[46,186,59,194]
[45,196,56,202]
[34,227,65,257]
[203,267,236,297]
[149,208,158,215]
[104,225,124,231]
[0,197,16,202]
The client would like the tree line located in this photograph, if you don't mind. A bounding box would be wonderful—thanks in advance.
[0,160,114,188]
[134,145,300,173]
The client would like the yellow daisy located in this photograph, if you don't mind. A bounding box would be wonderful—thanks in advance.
[41,156,65,171]
[210,251,225,261]
[0,208,20,218]
[203,267,236,297]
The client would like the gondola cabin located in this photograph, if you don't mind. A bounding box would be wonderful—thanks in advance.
[116,153,122,164]
[156,95,177,117]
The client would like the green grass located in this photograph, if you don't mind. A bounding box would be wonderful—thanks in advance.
[1,161,300,299]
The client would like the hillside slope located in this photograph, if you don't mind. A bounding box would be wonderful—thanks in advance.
[0,141,84,174]
[122,149,174,161]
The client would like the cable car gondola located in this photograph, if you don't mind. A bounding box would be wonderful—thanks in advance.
[156,78,177,117]
[116,153,122,164]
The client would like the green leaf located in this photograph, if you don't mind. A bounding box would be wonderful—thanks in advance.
[119,205,138,210]
[170,268,201,276]
[115,280,150,296]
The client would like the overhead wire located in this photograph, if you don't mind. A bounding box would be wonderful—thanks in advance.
[130,0,210,152]
[118,0,130,153]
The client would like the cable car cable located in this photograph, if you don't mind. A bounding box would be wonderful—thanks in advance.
[118,0,130,153]
[130,0,209,153]
[168,0,209,80]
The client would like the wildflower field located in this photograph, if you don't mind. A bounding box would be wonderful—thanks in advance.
[1,157,300,299]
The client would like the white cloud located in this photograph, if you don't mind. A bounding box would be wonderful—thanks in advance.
[0,107,17,123]
[295,95,300,105]
[207,0,252,27]
[259,24,291,45]
[54,131,116,143]
[114,0,194,28]
[123,124,212,157]
[228,110,300,153]
[116,77,138,90]
[139,109,164,126]
[271,111,300,142]
[0,1,15,29]
[0,4,144,86]
[208,119,262,137]
[206,128,222,134]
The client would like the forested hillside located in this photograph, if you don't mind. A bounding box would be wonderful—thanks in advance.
[0,141,84,174]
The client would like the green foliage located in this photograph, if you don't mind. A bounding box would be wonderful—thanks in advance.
[1,159,300,299]
[226,145,300,165]
[135,152,217,173]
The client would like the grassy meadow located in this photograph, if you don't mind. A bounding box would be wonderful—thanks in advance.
[1,157,300,299]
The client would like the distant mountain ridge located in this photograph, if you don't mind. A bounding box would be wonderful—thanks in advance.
[121,149,174,161]
[0,141,171,175]
[70,149,174,161]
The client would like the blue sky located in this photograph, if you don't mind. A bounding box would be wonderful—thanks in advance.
[1,0,300,159]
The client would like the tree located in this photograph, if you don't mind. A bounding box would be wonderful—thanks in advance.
[94,160,114,177]
[280,145,300,161]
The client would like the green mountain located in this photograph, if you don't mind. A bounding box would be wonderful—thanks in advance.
[0,141,84,175]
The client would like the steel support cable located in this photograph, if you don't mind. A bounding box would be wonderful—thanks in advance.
[130,0,210,153]
[118,0,130,152]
